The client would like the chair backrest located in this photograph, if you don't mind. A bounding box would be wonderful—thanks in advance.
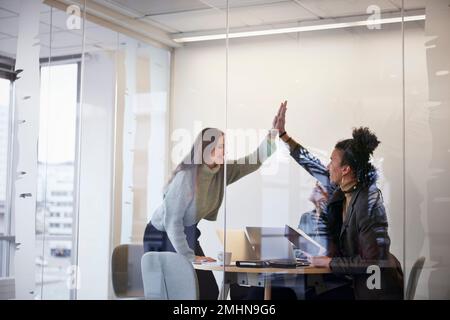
[141,252,199,300]
[111,244,145,298]
[405,256,426,300]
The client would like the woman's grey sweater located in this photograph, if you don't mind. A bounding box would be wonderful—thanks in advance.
[151,131,277,261]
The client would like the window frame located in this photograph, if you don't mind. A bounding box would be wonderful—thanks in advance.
[0,73,16,279]
[35,56,81,299]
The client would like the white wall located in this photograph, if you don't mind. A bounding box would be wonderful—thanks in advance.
[171,20,449,299]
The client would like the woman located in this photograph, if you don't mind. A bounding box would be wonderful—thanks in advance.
[143,122,278,300]
[274,101,404,299]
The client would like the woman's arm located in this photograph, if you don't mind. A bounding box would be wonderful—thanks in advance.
[161,170,196,261]
[226,129,277,185]
[226,101,300,184]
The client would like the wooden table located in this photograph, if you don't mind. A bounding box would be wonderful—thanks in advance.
[194,263,331,300]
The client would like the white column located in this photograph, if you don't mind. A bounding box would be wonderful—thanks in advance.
[76,52,115,299]
[12,0,43,299]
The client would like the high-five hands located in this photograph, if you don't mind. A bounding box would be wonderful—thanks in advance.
[272,100,287,134]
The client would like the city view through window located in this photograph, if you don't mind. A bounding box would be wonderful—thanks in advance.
[36,63,78,299]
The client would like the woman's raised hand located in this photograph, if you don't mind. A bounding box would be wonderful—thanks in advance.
[272,100,287,134]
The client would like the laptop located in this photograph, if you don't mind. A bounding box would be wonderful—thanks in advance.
[216,229,258,261]
[284,224,327,257]
[245,226,295,261]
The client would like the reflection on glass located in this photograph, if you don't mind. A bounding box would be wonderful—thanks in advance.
[2,0,448,301]
[143,127,276,299]
[224,0,408,300]
[105,33,171,299]
[404,0,450,300]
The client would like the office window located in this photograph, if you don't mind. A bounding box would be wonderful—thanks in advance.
[36,62,78,299]
[0,77,12,278]
[0,78,10,236]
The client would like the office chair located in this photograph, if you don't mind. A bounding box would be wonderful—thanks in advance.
[141,251,199,300]
[405,256,426,300]
[111,244,145,299]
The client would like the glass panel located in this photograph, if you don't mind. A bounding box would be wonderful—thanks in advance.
[74,17,119,300]
[111,33,172,299]
[0,0,48,299]
[0,78,10,237]
[73,6,174,300]
[404,0,450,300]
[6,0,449,301]
[36,2,84,300]
[0,77,11,279]
[124,2,227,301]
[37,63,78,299]
[225,0,405,300]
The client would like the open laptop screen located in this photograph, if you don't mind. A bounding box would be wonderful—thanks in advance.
[245,227,295,261]
[284,225,326,256]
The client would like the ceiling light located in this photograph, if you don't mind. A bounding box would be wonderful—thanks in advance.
[173,15,425,43]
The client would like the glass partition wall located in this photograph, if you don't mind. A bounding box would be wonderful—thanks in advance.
[0,0,177,299]
[1,0,449,300]
[403,0,450,299]
[36,4,84,300]
[225,0,406,300]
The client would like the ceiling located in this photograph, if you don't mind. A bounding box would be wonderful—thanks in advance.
[101,0,425,33]
[0,0,426,59]
[0,0,123,59]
